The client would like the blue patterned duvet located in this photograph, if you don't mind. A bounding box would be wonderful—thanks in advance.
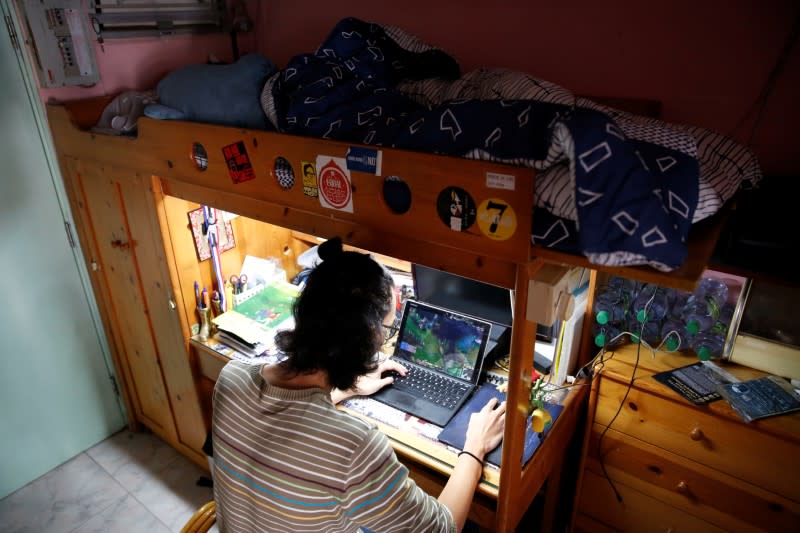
[261,18,760,271]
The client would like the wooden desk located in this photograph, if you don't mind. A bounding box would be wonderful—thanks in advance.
[192,337,588,530]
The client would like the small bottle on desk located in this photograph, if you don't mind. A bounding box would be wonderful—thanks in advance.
[593,284,626,325]
[661,317,690,351]
[629,317,661,347]
[593,323,624,349]
[690,330,726,361]
[632,284,675,324]
[197,306,212,342]
[684,278,729,335]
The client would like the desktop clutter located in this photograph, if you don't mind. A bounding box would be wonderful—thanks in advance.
[191,243,580,466]
[193,255,299,358]
[591,274,800,422]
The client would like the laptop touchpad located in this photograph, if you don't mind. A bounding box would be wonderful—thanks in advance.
[392,391,417,408]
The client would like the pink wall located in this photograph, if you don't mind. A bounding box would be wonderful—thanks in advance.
[35,1,260,101]
[256,0,799,176]
[39,33,254,102]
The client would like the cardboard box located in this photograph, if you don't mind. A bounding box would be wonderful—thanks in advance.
[526,264,584,325]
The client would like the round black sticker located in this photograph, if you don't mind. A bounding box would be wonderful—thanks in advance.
[436,186,476,232]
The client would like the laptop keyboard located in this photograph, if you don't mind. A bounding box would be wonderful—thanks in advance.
[389,365,470,409]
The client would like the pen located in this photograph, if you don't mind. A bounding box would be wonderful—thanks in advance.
[211,290,221,316]
[202,287,209,309]
[194,280,201,307]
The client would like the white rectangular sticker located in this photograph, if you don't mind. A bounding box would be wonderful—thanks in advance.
[486,172,516,191]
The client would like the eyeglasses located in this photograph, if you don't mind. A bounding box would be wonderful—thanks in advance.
[382,323,398,341]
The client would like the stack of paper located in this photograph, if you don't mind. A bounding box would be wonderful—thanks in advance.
[211,279,300,358]
[233,281,299,330]
[212,310,275,357]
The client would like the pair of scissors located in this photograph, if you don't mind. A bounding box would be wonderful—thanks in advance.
[229,274,248,294]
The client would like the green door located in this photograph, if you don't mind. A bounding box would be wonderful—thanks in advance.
[0,3,125,499]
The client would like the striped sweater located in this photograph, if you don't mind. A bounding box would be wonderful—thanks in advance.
[212,360,456,532]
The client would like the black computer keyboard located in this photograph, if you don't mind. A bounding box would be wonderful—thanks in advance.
[390,365,470,409]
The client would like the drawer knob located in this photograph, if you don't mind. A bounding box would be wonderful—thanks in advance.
[676,480,690,495]
[690,427,704,441]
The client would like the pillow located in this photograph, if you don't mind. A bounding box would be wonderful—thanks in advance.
[144,54,277,130]
[93,90,157,135]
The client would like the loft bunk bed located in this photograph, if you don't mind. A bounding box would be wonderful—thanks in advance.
[43,17,760,533]
[51,93,746,291]
[46,95,741,533]
[77,16,759,289]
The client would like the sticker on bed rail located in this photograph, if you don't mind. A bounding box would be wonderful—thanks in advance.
[486,172,515,191]
[317,156,353,213]
[477,198,517,241]
[436,187,476,232]
[274,157,295,189]
[300,161,318,198]
[222,141,255,183]
[346,147,382,175]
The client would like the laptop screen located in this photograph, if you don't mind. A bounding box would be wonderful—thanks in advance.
[393,300,491,382]
[412,263,513,327]
[411,263,556,343]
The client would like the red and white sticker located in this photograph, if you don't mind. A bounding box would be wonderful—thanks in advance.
[222,141,256,184]
[316,156,353,213]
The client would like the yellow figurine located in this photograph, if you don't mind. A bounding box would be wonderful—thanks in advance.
[495,371,553,432]
[529,376,552,433]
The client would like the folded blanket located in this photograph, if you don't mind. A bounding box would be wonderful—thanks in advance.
[261,17,760,271]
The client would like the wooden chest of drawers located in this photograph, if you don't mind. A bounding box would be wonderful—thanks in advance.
[573,345,800,532]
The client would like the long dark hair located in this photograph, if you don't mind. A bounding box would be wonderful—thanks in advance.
[275,237,394,390]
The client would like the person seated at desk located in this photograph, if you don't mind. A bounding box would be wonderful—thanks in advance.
[212,237,506,533]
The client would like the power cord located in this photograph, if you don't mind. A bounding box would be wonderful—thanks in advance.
[594,285,659,504]
[729,14,800,146]
[493,284,680,506]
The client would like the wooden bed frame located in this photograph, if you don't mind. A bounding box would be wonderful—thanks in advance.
[45,96,727,531]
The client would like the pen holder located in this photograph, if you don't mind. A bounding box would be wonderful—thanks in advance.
[197,306,212,342]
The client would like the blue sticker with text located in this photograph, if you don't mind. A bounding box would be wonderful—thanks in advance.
[346,146,382,175]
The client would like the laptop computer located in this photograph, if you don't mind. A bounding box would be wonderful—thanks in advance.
[410,263,556,369]
[371,300,492,426]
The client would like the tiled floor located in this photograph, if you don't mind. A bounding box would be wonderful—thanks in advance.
[0,429,216,533]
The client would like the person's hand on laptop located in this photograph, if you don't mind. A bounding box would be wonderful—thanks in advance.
[331,358,407,403]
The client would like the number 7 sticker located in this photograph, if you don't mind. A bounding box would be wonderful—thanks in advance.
[477,198,517,241]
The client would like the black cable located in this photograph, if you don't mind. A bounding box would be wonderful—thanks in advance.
[230,30,240,61]
[729,13,800,142]
[596,339,640,504]
[594,286,657,503]
[748,16,800,146]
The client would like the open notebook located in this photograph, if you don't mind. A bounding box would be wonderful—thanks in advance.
[371,300,491,426]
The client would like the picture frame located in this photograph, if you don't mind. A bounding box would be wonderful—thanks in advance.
[188,207,236,261]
